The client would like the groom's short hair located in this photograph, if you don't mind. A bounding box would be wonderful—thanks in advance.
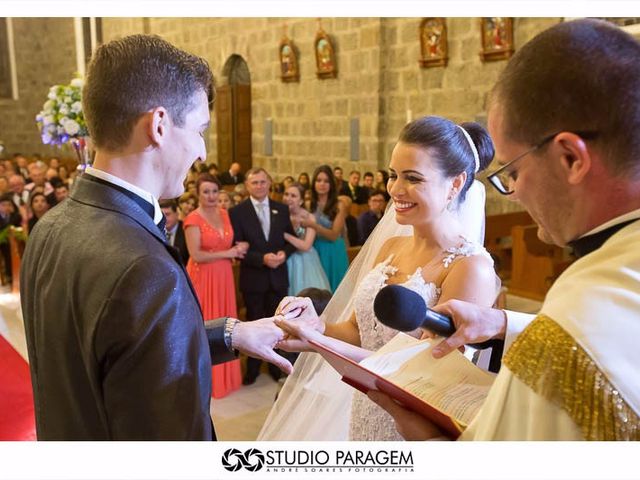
[83,34,213,152]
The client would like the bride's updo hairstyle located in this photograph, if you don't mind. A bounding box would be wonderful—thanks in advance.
[398,116,494,204]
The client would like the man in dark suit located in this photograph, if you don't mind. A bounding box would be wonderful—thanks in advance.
[229,167,296,384]
[357,191,386,245]
[218,162,245,185]
[20,34,292,441]
[160,199,189,265]
[339,170,369,204]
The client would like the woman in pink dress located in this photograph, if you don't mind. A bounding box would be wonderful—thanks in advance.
[184,174,248,398]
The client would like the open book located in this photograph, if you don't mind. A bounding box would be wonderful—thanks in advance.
[309,333,495,439]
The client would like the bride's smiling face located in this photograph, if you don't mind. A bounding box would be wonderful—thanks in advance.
[388,142,453,226]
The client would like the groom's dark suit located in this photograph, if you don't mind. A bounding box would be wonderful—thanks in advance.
[21,174,235,440]
[229,197,296,381]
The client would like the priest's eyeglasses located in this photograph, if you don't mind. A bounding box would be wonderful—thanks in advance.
[486,130,598,195]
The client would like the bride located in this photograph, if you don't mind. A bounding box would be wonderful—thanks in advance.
[259,116,499,441]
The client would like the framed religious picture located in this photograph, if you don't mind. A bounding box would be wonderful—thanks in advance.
[279,36,299,82]
[479,17,514,62]
[419,18,448,68]
[314,28,337,79]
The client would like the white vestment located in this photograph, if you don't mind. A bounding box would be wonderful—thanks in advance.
[463,218,640,440]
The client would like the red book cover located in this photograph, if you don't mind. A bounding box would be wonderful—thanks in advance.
[309,339,465,439]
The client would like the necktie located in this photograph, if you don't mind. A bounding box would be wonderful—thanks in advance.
[157,214,168,240]
[257,203,269,240]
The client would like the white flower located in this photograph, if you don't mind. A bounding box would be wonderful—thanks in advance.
[71,101,82,114]
[63,96,72,104]
[63,119,80,136]
[70,78,84,88]
[43,115,55,125]
[64,88,73,96]
[44,100,55,110]
[59,104,70,115]
[48,91,57,100]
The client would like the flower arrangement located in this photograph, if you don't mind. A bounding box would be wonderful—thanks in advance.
[35,76,88,145]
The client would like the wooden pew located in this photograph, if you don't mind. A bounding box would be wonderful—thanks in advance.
[484,211,533,279]
[508,224,574,301]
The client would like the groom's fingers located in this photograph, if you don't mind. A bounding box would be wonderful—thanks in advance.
[261,349,293,374]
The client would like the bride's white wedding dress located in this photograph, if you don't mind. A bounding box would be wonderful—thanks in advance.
[349,239,490,440]
[258,181,489,441]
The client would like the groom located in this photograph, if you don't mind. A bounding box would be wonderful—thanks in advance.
[21,34,292,440]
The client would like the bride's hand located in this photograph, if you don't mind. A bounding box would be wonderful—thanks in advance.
[275,296,326,334]
[275,317,327,352]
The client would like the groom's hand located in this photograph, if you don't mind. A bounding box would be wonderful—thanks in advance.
[232,317,293,374]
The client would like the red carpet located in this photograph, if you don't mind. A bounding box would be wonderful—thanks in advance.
[0,335,36,440]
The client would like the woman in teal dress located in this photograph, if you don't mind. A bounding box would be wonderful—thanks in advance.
[282,183,331,295]
[302,165,350,292]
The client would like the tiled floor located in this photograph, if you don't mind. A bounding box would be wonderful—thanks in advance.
[0,290,541,441]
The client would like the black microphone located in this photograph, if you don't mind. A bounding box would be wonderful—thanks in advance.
[373,284,499,350]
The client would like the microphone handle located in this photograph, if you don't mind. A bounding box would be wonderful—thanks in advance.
[424,308,500,350]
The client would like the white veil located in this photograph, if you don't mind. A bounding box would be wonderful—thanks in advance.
[257,180,487,440]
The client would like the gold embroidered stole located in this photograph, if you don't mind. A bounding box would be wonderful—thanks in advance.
[503,315,640,440]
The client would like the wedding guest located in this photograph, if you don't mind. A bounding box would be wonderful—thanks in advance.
[217,190,233,210]
[0,193,22,280]
[305,165,349,292]
[297,172,310,191]
[362,171,375,197]
[160,199,189,265]
[282,183,331,296]
[282,176,295,191]
[375,169,391,201]
[185,174,246,398]
[178,191,197,220]
[357,191,386,245]
[219,162,245,186]
[27,192,50,232]
[340,170,368,205]
[333,166,345,193]
[58,165,70,185]
[25,164,53,196]
[229,167,296,385]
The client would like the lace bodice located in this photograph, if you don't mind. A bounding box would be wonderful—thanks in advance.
[349,236,490,440]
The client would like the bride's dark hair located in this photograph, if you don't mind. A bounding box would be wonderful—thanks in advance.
[398,116,494,202]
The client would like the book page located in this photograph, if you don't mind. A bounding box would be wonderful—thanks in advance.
[360,333,494,426]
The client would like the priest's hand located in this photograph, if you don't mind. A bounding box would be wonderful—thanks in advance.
[367,391,448,441]
[430,300,507,359]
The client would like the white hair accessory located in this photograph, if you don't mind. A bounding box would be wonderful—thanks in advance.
[457,125,480,173]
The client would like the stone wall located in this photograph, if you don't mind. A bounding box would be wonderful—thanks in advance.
[0,18,77,159]
[2,17,562,214]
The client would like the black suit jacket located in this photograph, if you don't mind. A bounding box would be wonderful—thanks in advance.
[339,183,369,204]
[219,171,245,185]
[229,198,295,293]
[20,174,234,440]
[171,220,190,265]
